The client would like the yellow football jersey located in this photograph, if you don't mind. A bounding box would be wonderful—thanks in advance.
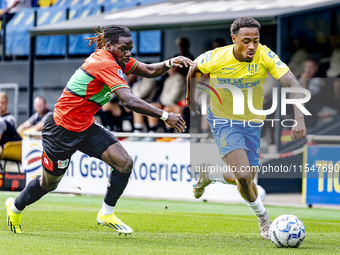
[197,44,289,122]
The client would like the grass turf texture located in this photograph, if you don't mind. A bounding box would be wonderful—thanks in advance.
[0,192,339,254]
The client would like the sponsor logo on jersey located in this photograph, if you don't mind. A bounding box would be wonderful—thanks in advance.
[222,67,236,70]
[221,67,237,74]
[248,63,257,74]
[118,69,124,80]
[216,77,260,89]
[275,58,287,69]
[57,159,69,169]
[104,92,112,99]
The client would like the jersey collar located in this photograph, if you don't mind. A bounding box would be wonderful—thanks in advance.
[102,47,117,64]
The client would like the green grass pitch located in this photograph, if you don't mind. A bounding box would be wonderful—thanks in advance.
[0,192,339,254]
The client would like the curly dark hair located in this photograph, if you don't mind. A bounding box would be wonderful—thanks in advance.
[230,17,261,35]
[85,25,132,49]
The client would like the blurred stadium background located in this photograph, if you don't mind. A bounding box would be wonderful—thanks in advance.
[1,0,340,207]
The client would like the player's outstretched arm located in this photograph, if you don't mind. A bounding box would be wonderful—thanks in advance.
[186,60,202,114]
[278,70,307,141]
[16,120,33,134]
[114,88,186,133]
[131,56,193,78]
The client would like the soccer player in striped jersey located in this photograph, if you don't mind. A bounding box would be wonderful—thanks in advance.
[186,17,306,239]
[5,25,192,234]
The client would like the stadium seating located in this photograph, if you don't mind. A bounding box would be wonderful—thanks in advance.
[0,0,4,30]
[53,0,78,7]
[68,4,102,55]
[2,0,167,56]
[0,0,7,13]
[39,0,58,8]
[5,8,36,56]
[103,0,139,13]
[36,6,67,56]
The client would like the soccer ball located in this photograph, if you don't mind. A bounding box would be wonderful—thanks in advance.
[269,214,306,248]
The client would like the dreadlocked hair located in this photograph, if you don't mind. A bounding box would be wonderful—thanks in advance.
[85,25,132,49]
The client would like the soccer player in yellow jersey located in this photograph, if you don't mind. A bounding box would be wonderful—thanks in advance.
[186,17,306,239]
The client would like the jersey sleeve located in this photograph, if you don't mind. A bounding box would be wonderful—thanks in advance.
[123,58,139,76]
[96,63,130,92]
[263,47,289,80]
[197,50,214,74]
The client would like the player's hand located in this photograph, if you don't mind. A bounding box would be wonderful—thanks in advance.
[291,117,306,140]
[170,56,194,69]
[186,98,200,115]
[165,113,186,133]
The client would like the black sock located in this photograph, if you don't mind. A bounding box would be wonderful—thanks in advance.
[104,170,131,207]
[149,125,158,132]
[166,127,174,133]
[14,176,48,211]
[134,127,143,132]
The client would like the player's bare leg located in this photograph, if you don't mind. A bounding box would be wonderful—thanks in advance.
[193,162,238,199]
[97,142,133,235]
[223,149,270,240]
[223,150,257,201]
[40,170,65,191]
[193,149,270,239]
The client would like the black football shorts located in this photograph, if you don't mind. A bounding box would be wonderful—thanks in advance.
[41,114,118,176]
